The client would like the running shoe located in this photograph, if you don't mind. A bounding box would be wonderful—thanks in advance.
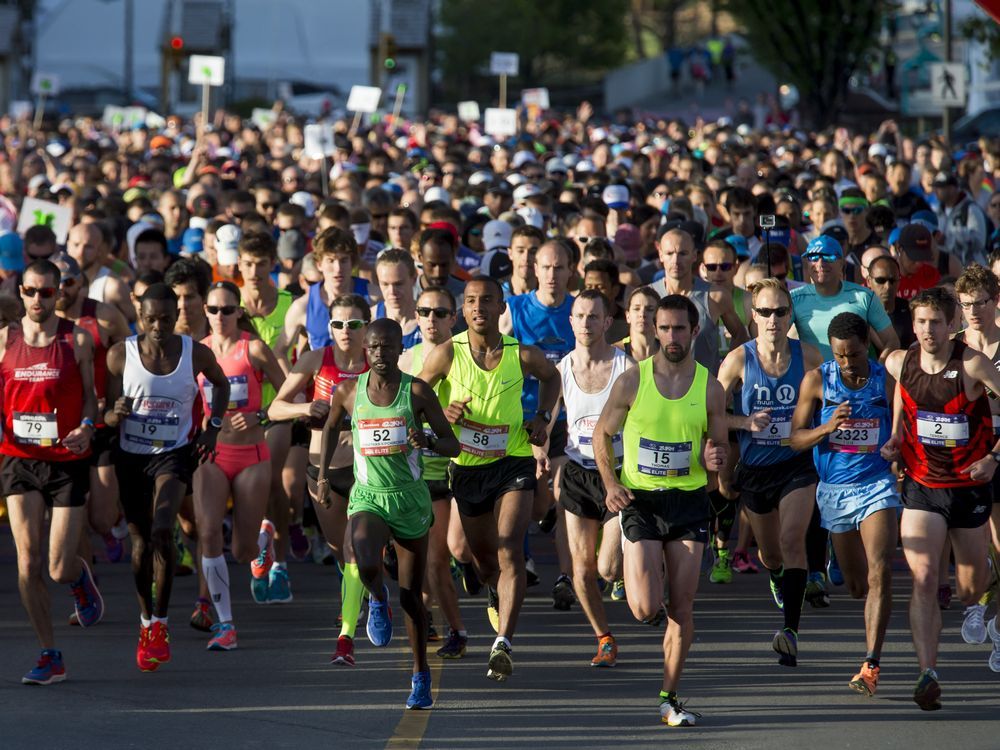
[307,527,335,565]
[136,625,156,672]
[961,603,988,644]
[912,668,942,711]
[642,603,667,627]
[525,556,540,588]
[250,519,276,582]
[826,543,844,586]
[175,525,195,576]
[805,571,831,608]
[731,550,759,574]
[486,641,513,681]
[289,522,311,562]
[102,531,124,563]
[772,627,798,667]
[331,635,355,666]
[190,598,215,632]
[437,630,468,659]
[69,559,105,628]
[590,635,618,667]
[709,548,733,584]
[268,565,293,604]
[849,661,880,697]
[366,584,393,647]
[768,572,784,610]
[449,556,463,584]
[207,622,238,651]
[383,542,399,581]
[22,649,66,685]
[987,616,1000,673]
[406,670,433,709]
[937,584,952,610]
[660,696,700,727]
[461,561,483,596]
[146,622,171,666]
[552,574,575,611]
[611,579,626,601]
[487,585,500,633]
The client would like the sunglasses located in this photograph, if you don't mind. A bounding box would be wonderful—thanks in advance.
[417,306,452,319]
[470,229,483,237]
[804,253,839,263]
[21,286,57,299]
[260,202,278,210]
[754,306,790,318]
[206,305,238,315]
[704,262,734,272]
[840,206,866,216]
[371,213,388,220]
[870,276,899,285]
[329,319,365,330]
[60,277,78,288]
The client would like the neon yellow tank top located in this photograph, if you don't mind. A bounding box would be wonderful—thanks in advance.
[246,289,294,407]
[620,357,708,491]
[408,343,451,481]
[447,331,530,467]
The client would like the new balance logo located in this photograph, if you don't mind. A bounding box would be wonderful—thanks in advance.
[944,371,958,379]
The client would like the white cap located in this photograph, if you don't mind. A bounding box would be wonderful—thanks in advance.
[188,216,209,231]
[482,219,513,251]
[505,173,527,187]
[468,170,493,186]
[424,186,451,204]
[351,222,371,246]
[512,183,540,203]
[516,206,544,229]
[290,191,317,218]
[126,221,156,266]
[215,224,242,266]
[868,143,889,159]
[602,184,630,210]
[574,159,594,174]
[511,151,536,169]
[28,174,49,192]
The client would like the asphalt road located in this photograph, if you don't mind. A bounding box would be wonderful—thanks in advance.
[1,528,998,750]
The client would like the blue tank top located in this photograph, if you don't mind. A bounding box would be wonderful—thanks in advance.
[736,339,805,466]
[508,291,575,418]
[814,359,893,485]
[306,279,372,351]
[374,302,423,350]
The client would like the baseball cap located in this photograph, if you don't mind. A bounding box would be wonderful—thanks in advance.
[602,184,630,211]
[898,223,933,263]
[482,220,513,251]
[486,181,513,197]
[277,228,307,261]
[887,227,902,247]
[149,135,173,151]
[511,151,536,169]
[932,171,958,188]
[820,225,849,253]
[181,227,205,255]
[512,183,541,203]
[28,174,50,193]
[516,206,544,229]
[804,234,844,259]
[126,221,156,260]
[479,248,513,280]
[424,186,451,204]
[546,157,568,175]
[51,252,81,281]
[290,191,317,218]
[911,209,939,233]
[0,232,24,272]
[216,224,242,266]
[724,233,750,260]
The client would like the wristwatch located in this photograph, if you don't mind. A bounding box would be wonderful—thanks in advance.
[535,409,552,423]
[208,416,224,430]
[256,409,270,427]
[990,451,1000,464]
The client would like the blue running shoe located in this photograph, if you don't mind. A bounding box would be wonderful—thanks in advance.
[250,574,269,604]
[406,670,433,709]
[827,543,844,586]
[22,649,66,685]
[268,566,293,604]
[70,559,105,628]
[366,584,393,647]
[611,579,626,601]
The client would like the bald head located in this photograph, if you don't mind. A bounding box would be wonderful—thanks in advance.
[658,228,696,281]
[366,317,403,346]
[67,222,104,271]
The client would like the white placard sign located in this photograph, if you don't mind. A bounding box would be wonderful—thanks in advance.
[17,197,73,244]
[347,85,383,114]
[929,62,967,108]
[251,108,277,130]
[188,55,226,86]
[521,87,550,109]
[103,105,147,130]
[30,73,60,96]
[9,101,32,120]
[303,123,335,159]
[457,101,481,122]
[490,52,519,76]
[484,108,517,138]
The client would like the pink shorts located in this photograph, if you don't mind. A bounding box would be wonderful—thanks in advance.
[212,442,270,483]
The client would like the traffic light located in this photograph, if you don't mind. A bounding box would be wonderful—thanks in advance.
[382,33,397,70]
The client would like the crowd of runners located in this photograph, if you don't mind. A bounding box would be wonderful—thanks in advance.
[2,102,1000,724]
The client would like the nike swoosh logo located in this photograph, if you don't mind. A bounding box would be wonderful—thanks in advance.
[515,477,527,482]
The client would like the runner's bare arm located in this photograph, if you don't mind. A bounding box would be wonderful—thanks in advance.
[519,344,560,446]
[97,301,130,346]
[594,366,639,512]
[316,381,355,506]
[416,338,454,389]
[790,368,845,451]
[412,378,460,458]
[704,375,729,471]
[248,338,287,396]
[193,340,230,424]
[717,346,767,432]
[278,295,308,360]
[268,349,324,422]
[871,324,900,363]
[102,341,129,428]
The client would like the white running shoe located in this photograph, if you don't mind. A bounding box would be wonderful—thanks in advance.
[660,698,700,727]
[987,616,1000,673]
[961,603,988,644]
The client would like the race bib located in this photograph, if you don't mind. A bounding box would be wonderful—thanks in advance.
[358,417,407,456]
[829,418,880,453]
[124,397,181,448]
[992,414,1000,437]
[458,418,508,458]
[12,412,58,446]
[577,435,623,469]
[752,411,792,446]
[916,410,968,447]
[637,437,691,477]
[204,375,250,410]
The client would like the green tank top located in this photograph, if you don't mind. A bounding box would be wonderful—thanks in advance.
[245,289,294,406]
[448,331,531,467]
[620,357,708,492]
[350,371,422,489]
[407,343,450,481]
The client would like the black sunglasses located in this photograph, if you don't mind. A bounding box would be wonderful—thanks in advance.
[704,262,734,272]
[417,307,452,319]
[22,286,57,299]
[754,306,790,318]
[206,305,238,315]
[870,276,899,285]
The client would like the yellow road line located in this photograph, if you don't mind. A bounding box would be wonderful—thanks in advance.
[385,654,443,749]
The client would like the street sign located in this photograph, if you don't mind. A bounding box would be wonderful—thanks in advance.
[17,197,72,245]
[188,55,226,86]
[458,101,481,122]
[30,73,60,96]
[490,52,519,76]
[929,62,966,108]
[521,88,550,110]
[484,108,517,138]
[347,85,383,114]
[303,123,335,159]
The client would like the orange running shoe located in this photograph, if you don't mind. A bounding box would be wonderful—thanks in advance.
[146,622,171,665]
[590,635,618,668]
[849,661,879,696]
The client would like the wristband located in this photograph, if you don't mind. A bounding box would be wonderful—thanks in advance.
[80,417,95,429]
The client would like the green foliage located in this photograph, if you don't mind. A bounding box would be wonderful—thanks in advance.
[961,15,1000,60]
[726,0,886,128]
[437,0,628,99]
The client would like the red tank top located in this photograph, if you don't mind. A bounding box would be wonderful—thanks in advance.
[0,320,88,461]
[198,331,263,414]
[899,341,993,488]
[313,347,367,403]
[75,298,108,400]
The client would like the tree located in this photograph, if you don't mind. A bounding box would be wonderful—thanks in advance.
[726,0,886,128]
[437,0,628,100]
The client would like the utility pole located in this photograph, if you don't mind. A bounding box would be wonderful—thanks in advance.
[942,0,952,145]
[124,0,133,100]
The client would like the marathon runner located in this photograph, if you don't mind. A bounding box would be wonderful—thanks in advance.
[193,281,286,650]
[3,259,104,685]
[718,278,823,667]
[104,282,230,672]
[790,312,901,696]
[371,249,422,350]
[316,318,460,709]
[418,276,560,681]
[594,294,727,727]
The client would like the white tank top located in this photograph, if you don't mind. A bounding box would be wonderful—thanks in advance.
[558,348,629,470]
[120,335,198,454]
[88,266,111,303]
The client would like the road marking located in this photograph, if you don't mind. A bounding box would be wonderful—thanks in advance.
[385,653,443,749]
